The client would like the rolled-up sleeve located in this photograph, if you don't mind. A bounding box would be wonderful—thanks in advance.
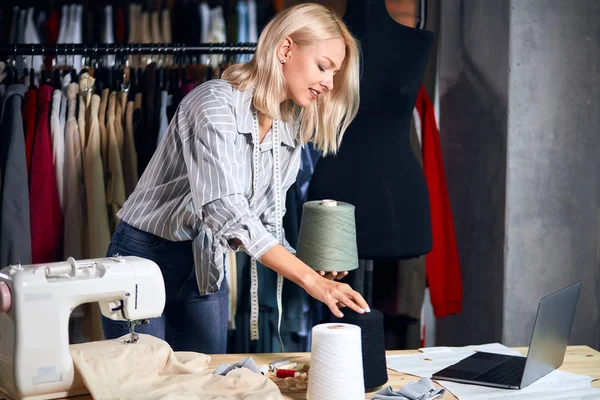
[178,89,278,260]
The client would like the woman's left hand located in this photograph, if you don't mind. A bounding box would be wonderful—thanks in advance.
[318,270,348,281]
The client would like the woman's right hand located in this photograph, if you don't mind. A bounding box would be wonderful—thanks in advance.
[303,274,370,318]
[258,244,371,318]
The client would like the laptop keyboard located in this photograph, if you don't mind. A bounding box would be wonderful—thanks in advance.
[474,356,526,387]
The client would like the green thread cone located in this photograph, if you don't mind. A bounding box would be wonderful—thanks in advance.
[296,200,359,272]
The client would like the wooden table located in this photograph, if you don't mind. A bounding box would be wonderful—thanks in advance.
[1,346,598,399]
[217,346,600,399]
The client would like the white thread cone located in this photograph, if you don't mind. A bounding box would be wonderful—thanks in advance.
[307,323,364,400]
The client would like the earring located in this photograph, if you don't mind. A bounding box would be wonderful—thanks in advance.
[280,59,285,64]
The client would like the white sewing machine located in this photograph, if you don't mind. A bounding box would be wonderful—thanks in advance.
[0,255,166,400]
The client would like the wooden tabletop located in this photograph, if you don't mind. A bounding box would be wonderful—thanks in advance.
[212,345,600,399]
[1,346,598,399]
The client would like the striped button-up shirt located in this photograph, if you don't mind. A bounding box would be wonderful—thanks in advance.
[117,79,302,294]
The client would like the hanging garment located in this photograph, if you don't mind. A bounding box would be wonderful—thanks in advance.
[116,7,125,44]
[151,11,162,44]
[63,82,85,260]
[416,86,463,318]
[23,88,37,176]
[23,8,43,78]
[103,6,116,67]
[138,63,158,175]
[247,0,258,44]
[209,7,227,67]
[9,6,19,44]
[105,91,126,234]
[132,91,143,174]
[51,88,65,211]
[55,5,69,67]
[72,5,83,71]
[44,10,60,69]
[115,92,126,169]
[98,88,109,182]
[81,78,111,258]
[35,10,47,44]
[0,84,32,268]
[236,1,249,63]
[199,3,211,65]
[124,99,139,197]
[29,84,63,264]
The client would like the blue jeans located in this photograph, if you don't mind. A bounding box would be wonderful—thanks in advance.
[102,221,229,354]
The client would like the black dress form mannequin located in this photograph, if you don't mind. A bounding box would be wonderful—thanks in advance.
[308,0,433,260]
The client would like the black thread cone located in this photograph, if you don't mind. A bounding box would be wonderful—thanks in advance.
[337,308,388,390]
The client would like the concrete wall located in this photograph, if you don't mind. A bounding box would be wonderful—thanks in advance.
[504,0,600,348]
[436,0,600,349]
[435,0,510,346]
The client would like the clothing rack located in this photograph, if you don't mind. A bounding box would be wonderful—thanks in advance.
[0,43,257,56]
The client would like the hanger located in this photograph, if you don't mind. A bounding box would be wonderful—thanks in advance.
[52,45,62,89]
[69,44,78,83]
[28,46,36,90]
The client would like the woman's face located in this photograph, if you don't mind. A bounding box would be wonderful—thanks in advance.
[280,37,346,108]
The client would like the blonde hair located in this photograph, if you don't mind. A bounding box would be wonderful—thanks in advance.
[222,3,360,155]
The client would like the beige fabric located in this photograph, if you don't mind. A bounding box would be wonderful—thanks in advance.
[70,334,283,400]
[119,91,128,126]
[63,83,86,260]
[83,91,111,258]
[115,92,126,169]
[106,92,126,234]
[124,100,139,197]
[140,11,152,66]
[161,9,173,65]
[128,4,141,67]
[151,11,162,43]
[99,88,110,184]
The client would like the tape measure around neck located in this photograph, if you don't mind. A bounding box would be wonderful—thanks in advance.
[250,109,284,352]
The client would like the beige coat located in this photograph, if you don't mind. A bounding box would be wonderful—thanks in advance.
[124,99,139,197]
[63,83,86,260]
[105,92,126,234]
[82,80,110,258]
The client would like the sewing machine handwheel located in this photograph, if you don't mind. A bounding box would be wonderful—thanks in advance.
[0,282,11,313]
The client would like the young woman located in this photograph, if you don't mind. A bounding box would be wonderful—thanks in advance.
[102,3,369,353]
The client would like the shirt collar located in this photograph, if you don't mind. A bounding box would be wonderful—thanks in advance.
[234,86,297,148]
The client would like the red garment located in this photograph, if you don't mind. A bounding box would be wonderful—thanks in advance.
[29,85,63,264]
[417,86,463,318]
[44,11,60,69]
[23,89,38,177]
[116,8,125,43]
[45,11,60,43]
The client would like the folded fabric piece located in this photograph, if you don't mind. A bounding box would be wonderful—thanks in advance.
[372,378,445,400]
[214,356,265,376]
[70,334,283,400]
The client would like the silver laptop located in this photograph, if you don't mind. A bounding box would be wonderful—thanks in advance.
[432,281,582,389]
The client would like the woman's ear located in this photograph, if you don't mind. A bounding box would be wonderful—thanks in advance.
[277,36,294,63]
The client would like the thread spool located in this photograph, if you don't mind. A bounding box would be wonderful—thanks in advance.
[338,308,388,390]
[307,323,364,400]
[296,200,359,272]
[268,359,291,371]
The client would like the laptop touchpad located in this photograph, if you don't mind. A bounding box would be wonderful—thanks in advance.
[452,357,501,373]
